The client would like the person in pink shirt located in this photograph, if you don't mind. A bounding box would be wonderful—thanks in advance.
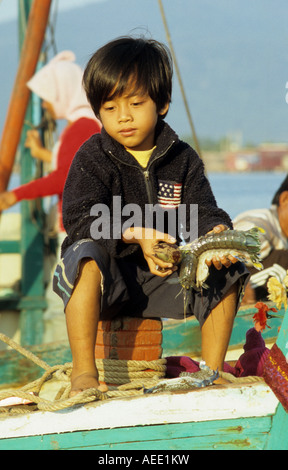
[0,51,101,341]
[0,50,101,233]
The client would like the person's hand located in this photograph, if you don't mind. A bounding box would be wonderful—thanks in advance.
[0,191,18,211]
[25,130,51,162]
[205,224,238,270]
[25,130,43,156]
[122,227,178,277]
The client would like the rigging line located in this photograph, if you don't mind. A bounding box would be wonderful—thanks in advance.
[157,0,202,160]
[19,0,28,38]
[45,0,58,55]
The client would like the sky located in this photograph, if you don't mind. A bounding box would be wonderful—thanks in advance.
[1,0,288,146]
[0,0,105,23]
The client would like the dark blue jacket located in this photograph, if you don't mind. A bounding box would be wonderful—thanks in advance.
[62,120,232,258]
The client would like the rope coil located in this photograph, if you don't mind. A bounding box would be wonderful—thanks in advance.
[0,333,263,415]
[0,332,166,414]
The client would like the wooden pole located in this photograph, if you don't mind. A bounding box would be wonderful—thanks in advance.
[0,0,52,193]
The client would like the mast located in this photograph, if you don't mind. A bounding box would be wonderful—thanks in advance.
[0,0,52,193]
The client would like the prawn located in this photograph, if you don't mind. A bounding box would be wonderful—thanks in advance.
[154,228,264,314]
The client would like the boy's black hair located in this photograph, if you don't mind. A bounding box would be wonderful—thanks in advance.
[271,174,288,205]
[83,36,173,118]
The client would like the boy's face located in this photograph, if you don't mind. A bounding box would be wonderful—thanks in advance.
[99,90,169,151]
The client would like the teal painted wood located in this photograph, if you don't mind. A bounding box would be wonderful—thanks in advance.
[0,416,272,450]
[0,241,21,254]
[19,110,45,345]
[3,0,47,346]
[266,404,288,450]
[230,305,283,346]
[162,304,283,357]
[0,303,283,387]
[162,317,202,357]
[0,342,72,387]
[275,306,288,353]
[265,307,288,450]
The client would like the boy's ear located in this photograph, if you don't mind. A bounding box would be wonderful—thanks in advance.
[158,102,170,116]
[279,191,288,206]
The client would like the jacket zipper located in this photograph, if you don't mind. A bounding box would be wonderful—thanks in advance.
[109,140,175,205]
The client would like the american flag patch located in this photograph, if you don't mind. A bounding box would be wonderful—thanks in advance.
[158,181,182,208]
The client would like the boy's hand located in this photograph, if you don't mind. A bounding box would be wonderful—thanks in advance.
[122,227,178,277]
[205,224,238,270]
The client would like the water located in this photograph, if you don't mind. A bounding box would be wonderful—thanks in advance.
[208,171,287,220]
[6,171,287,220]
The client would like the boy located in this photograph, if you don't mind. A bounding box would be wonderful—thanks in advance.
[54,37,248,395]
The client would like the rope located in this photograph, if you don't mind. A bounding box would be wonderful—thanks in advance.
[0,333,166,414]
[219,371,264,384]
[0,333,263,414]
[0,332,51,371]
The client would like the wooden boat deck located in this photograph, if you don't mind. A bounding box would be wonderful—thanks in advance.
[0,379,278,450]
[0,295,286,450]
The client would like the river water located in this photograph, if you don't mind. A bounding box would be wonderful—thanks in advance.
[208,171,286,220]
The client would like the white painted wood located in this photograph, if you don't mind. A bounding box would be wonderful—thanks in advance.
[0,382,278,440]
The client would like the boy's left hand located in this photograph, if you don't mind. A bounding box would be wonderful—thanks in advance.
[205,224,239,270]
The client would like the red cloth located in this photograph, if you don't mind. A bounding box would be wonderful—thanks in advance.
[13,117,101,231]
[233,328,270,377]
[165,328,270,379]
[165,356,236,377]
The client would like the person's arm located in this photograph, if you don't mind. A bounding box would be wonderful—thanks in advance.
[4,119,99,207]
[25,130,52,163]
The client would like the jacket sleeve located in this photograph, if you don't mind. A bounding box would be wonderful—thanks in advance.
[13,162,67,201]
[181,150,232,240]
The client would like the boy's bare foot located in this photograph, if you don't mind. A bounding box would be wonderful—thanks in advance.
[70,371,108,397]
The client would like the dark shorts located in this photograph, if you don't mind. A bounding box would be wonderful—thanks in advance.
[53,239,250,327]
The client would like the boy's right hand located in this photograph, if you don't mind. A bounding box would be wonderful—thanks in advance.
[122,227,178,277]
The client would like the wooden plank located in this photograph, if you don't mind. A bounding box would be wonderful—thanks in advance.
[161,304,283,358]
[0,241,20,254]
[162,317,201,357]
[0,382,278,441]
[266,404,288,450]
[0,416,272,450]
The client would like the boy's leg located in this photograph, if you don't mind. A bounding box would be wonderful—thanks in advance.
[65,258,108,396]
[201,284,237,382]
